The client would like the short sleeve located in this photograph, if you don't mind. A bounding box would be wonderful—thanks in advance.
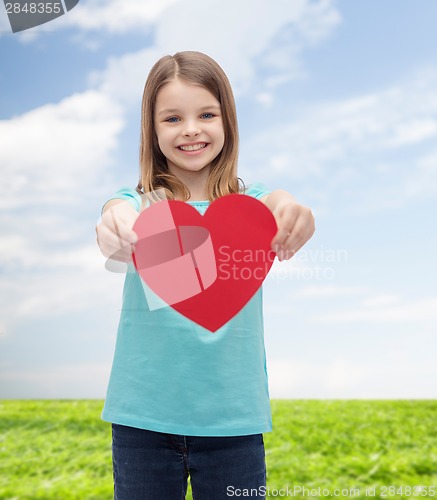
[102,187,142,213]
[244,182,271,200]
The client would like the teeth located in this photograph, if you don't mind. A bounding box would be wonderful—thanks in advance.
[179,143,206,151]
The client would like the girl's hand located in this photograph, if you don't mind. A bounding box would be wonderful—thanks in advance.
[96,199,139,262]
[262,190,315,261]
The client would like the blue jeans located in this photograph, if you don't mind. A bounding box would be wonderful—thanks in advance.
[112,423,266,499]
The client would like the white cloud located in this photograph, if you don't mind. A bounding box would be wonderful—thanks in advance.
[0,86,127,342]
[0,57,133,403]
[315,296,437,324]
[386,118,437,148]
[0,90,124,209]
[0,224,105,272]
[255,92,274,108]
[89,0,341,106]
[4,0,341,60]
[290,285,369,298]
[0,363,112,398]
[63,0,183,33]
[0,261,124,321]
[88,46,163,107]
[403,150,437,199]
[153,0,340,93]
[268,355,437,398]
[360,294,401,308]
[243,68,437,211]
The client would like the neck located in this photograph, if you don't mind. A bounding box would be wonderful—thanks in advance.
[187,186,208,201]
[172,167,210,201]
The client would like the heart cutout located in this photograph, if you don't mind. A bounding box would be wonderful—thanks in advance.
[132,193,277,332]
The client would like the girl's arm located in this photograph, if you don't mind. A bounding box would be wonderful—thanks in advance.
[261,190,315,261]
[96,199,139,262]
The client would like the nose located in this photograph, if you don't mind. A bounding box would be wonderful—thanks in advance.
[183,119,201,137]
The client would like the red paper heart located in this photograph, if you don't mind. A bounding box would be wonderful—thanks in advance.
[132,194,277,332]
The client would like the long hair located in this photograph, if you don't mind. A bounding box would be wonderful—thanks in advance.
[137,51,242,202]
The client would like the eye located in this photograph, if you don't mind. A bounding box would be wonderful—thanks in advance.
[201,113,214,119]
[165,116,180,123]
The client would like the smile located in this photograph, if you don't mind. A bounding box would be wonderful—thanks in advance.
[178,143,207,151]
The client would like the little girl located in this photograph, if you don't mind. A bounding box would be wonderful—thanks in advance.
[96,51,315,500]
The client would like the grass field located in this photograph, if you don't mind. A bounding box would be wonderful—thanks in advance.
[0,400,436,499]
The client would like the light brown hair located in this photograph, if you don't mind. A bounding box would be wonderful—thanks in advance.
[137,51,243,202]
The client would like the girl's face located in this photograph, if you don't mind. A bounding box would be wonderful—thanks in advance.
[154,79,225,180]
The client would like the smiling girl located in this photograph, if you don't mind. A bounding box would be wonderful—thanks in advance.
[96,51,315,500]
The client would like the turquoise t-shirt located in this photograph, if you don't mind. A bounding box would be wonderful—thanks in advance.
[101,183,273,436]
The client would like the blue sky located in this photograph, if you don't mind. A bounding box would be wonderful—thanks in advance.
[1,0,436,399]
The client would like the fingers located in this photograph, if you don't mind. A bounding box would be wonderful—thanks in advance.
[96,200,139,263]
[271,209,299,249]
[272,205,315,261]
[276,235,305,261]
[101,204,138,245]
[107,205,138,245]
[108,244,135,263]
[96,223,133,261]
[97,236,135,263]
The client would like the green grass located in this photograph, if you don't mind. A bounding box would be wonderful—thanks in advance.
[267,400,437,498]
[1,400,436,499]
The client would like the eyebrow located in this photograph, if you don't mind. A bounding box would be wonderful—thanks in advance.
[157,105,221,117]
